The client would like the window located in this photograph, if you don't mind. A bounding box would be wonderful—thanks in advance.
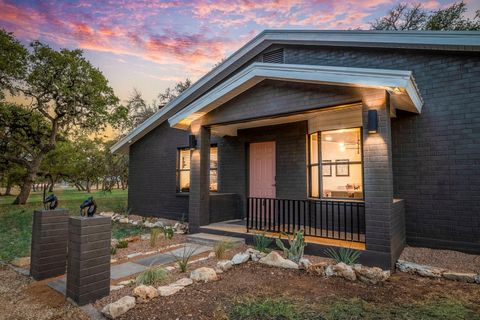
[308,128,363,199]
[210,146,218,192]
[176,146,218,193]
[177,148,191,193]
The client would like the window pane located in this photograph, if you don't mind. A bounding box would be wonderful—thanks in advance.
[179,149,190,170]
[210,146,218,169]
[179,171,190,193]
[321,128,363,199]
[310,165,319,198]
[309,133,318,164]
[210,170,218,192]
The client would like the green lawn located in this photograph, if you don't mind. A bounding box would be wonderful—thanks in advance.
[228,296,480,320]
[0,188,128,262]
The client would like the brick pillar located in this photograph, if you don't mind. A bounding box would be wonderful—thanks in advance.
[362,90,395,269]
[189,126,211,231]
[67,216,111,306]
[30,209,69,280]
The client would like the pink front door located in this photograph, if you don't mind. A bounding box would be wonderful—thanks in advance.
[249,141,276,198]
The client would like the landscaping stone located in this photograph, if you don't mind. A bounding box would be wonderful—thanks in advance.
[157,285,183,296]
[118,279,135,286]
[11,257,30,268]
[443,272,476,283]
[127,252,143,259]
[258,251,299,269]
[144,222,155,228]
[102,296,136,319]
[133,285,159,301]
[475,275,480,284]
[325,265,335,277]
[308,261,329,276]
[246,248,266,262]
[100,212,115,218]
[299,258,312,270]
[141,234,151,241]
[110,285,125,291]
[231,252,250,265]
[217,260,233,272]
[172,277,193,287]
[332,263,356,281]
[190,267,218,282]
[119,218,129,224]
[111,239,119,247]
[353,264,389,284]
[396,260,444,278]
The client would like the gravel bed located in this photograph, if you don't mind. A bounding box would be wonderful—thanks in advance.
[399,246,480,274]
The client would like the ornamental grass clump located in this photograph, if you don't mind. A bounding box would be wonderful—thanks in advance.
[135,266,167,285]
[324,247,361,266]
[214,241,234,260]
[172,245,197,273]
[253,233,273,253]
[275,229,306,263]
[150,227,161,247]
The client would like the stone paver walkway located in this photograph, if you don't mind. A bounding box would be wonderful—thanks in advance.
[47,243,212,294]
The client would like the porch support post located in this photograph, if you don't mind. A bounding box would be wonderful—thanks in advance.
[189,125,211,232]
[362,89,395,269]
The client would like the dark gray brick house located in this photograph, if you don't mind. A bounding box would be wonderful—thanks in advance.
[112,30,480,269]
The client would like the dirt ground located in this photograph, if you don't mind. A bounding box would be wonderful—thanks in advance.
[93,247,480,320]
[0,264,89,320]
[112,234,187,261]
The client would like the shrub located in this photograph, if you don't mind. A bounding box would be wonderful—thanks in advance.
[275,229,306,263]
[150,228,161,248]
[162,225,175,240]
[253,233,272,253]
[324,247,361,266]
[135,266,167,285]
[172,246,197,273]
[110,246,117,255]
[214,241,234,260]
[116,239,129,249]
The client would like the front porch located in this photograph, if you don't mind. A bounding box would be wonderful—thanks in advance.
[173,64,420,269]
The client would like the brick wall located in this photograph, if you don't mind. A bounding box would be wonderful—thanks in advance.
[129,122,189,220]
[275,45,480,254]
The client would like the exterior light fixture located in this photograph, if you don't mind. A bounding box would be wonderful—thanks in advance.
[189,135,197,150]
[367,110,378,134]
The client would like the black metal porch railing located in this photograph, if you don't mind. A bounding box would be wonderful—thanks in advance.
[247,197,366,243]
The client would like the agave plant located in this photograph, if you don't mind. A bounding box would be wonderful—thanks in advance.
[324,247,361,266]
[275,229,306,263]
[254,233,273,253]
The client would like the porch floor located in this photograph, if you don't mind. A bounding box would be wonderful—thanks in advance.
[201,219,366,250]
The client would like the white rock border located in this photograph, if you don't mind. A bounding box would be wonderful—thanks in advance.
[396,260,480,284]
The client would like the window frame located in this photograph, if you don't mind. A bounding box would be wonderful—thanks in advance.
[308,127,364,201]
[176,145,219,194]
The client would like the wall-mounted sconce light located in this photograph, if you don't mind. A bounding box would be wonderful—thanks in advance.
[189,134,197,150]
[367,110,378,134]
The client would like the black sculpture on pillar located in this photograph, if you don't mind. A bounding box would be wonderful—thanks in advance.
[79,197,97,217]
[31,185,68,280]
[43,194,58,210]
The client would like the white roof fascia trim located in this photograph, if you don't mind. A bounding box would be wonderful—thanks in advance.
[168,63,422,129]
[112,30,475,153]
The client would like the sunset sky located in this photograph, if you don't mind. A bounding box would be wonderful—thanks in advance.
[1,0,479,104]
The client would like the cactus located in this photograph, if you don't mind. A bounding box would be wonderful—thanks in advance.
[275,229,306,263]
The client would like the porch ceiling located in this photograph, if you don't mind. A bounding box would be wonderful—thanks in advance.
[168,63,423,130]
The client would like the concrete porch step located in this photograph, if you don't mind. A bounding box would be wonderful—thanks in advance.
[187,232,245,247]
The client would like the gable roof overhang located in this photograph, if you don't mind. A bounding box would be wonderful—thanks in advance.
[168,62,422,130]
[111,30,480,154]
